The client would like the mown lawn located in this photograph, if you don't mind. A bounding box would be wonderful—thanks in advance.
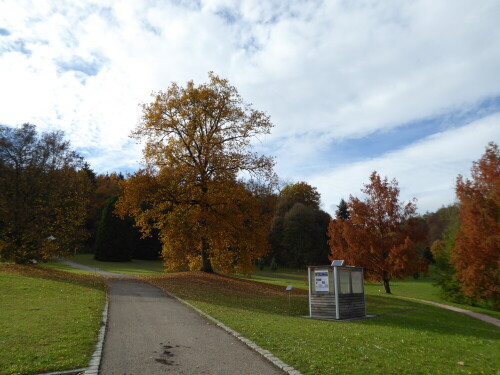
[143,272,500,375]
[236,266,500,319]
[0,265,105,375]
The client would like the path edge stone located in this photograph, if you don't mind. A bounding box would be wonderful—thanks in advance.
[162,290,303,375]
[36,368,87,375]
[84,295,109,375]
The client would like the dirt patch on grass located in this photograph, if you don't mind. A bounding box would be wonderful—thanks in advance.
[141,271,308,298]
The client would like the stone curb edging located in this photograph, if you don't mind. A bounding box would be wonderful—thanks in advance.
[84,296,109,375]
[36,369,87,375]
[163,291,303,375]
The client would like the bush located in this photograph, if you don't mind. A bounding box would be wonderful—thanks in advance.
[437,274,476,306]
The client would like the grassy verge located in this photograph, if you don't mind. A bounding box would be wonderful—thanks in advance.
[65,253,164,275]
[143,272,499,375]
[236,267,500,319]
[0,265,106,375]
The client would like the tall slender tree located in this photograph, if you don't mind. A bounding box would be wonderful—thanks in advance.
[328,171,427,293]
[336,198,350,221]
[94,196,132,262]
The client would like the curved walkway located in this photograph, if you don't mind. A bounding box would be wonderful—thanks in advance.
[100,278,285,375]
[398,296,500,327]
[58,259,290,375]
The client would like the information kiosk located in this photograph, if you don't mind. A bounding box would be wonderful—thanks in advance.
[308,261,366,320]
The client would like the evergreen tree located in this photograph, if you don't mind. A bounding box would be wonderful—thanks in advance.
[336,198,350,221]
[94,196,131,262]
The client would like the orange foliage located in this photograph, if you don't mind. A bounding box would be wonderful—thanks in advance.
[328,171,427,293]
[117,73,275,273]
[452,142,500,302]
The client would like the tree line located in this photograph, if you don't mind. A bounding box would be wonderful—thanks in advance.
[0,73,497,308]
[0,125,161,264]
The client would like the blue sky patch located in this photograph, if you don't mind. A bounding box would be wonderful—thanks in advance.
[56,56,102,76]
[0,28,10,36]
[0,39,31,56]
[319,95,500,169]
[215,8,240,24]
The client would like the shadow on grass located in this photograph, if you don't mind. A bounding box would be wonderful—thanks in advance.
[362,295,500,339]
[68,254,165,275]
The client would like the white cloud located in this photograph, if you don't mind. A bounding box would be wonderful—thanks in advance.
[0,0,499,200]
[309,113,500,215]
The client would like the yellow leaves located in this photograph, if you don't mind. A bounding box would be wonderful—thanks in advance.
[120,73,276,273]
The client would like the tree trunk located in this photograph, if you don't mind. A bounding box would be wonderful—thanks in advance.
[383,278,392,294]
[200,237,214,273]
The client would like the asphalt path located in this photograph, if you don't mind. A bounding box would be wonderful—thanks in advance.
[99,278,285,375]
[55,258,133,278]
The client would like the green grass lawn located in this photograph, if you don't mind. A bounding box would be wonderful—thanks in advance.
[64,253,165,275]
[0,265,105,375]
[144,272,500,375]
[236,266,500,319]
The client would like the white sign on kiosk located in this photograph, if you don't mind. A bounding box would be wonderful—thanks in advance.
[314,270,329,292]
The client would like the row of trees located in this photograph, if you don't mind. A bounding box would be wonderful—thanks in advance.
[0,124,91,263]
[0,124,161,264]
[325,144,498,305]
[1,73,496,308]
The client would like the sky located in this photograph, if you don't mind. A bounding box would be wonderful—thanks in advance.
[0,0,499,215]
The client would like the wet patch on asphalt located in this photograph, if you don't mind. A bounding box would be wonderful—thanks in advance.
[155,342,191,367]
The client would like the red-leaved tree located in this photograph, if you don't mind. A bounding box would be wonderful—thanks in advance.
[328,171,427,293]
[452,142,499,304]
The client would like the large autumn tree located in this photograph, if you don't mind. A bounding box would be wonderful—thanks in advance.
[328,171,427,293]
[117,73,275,273]
[0,124,92,263]
[452,142,499,304]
